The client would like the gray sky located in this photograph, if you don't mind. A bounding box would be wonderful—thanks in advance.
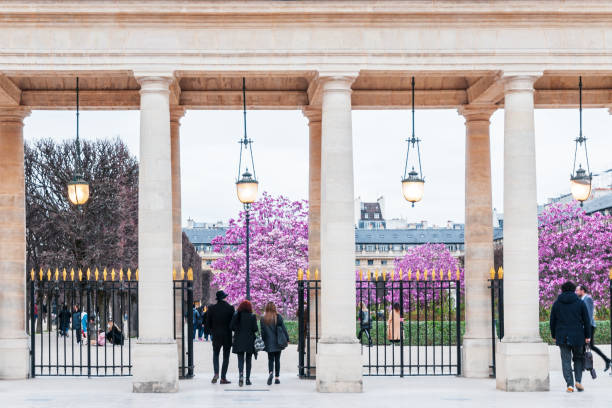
[24,108,612,226]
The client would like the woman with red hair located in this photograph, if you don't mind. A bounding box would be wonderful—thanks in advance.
[230,300,259,386]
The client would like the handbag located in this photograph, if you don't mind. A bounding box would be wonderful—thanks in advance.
[276,320,288,349]
[254,335,265,352]
[584,345,596,379]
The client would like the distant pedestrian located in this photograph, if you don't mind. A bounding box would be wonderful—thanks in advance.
[194,305,205,341]
[387,303,402,343]
[206,290,235,384]
[260,302,289,385]
[576,284,611,372]
[58,305,71,337]
[71,305,81,343]
[357,302,372,347]
[231,300,258,387]
[550,281,591,392]
[202,306,210,341]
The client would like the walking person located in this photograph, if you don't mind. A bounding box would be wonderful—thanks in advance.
[58,304,71,337]
[202,306,211,342]
[576,284,611,372]
[206,290,235,384]
[71,305,81,343]
[195,304,205,341]
[550,281,591,392]
[357,302,372,347]
[387,303,402,343]
[260,302,289,385]
[230,300,258,387]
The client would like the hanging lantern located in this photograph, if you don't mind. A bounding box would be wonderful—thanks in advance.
[235,77,259,206]
[569,76,592,206]
[401,76,425,206]
[67,77,90,206]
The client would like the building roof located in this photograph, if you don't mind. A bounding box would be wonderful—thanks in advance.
[355,228,503,244]
[183,228,227,244]
[583,194,612,214]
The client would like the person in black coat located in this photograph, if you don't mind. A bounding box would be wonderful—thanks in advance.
[58,305,71,337]
[260,302,289,385]
[550,281,591,392]
[206,290,235,384]
[71,305,81,343]
[230,299,258,387]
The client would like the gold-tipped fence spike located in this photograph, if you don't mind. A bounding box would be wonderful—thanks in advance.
[70,268,75,281]
[315,268,319,280]
[85,268,90,281]
[456,268,461,281]
[135,269,139,281]
[62,268,67,281]
[119,268,124,281]
[30,269,35,281]
[408,269,412,281]
[367,270,371,281]
[47,268,51,281]
[374,269,379,281]
[172,268,177,281]
[489,267,495,280]
[382,270,387,281]
[390,269,395,281]
[39,268,43,281]
[423,269,428,281]
[95,268,99,281]
[359,269,363,281]
[112,268,117,281]
[297,268,303,281]
[103,269,108,281]
[54,268,59,281]
[181,267,185,280]
[416,270,421,281]
[188,267,194,281]
[498,266,504,279]
[399,268,403,281]
[127,268,132,281]
[439,270,444,280]
[431,268,436,281]
[306,269,311,280]
[609,267,612,280]
[447,269,451,280]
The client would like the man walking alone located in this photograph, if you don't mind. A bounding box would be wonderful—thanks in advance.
[206,290,234,384]
[550,281,591,392]
[576,284,611,372]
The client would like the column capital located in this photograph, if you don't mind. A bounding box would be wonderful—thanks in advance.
[318,72,358,92]
[501,73,541,94]
[302,107,322,123]
[170,106,185,123]
[458,105,497,122]
[135,74,174,94]
[0,106,30,123]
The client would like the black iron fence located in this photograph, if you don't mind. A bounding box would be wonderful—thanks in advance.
[488,267,504,377]
[28,268,137,377]
[297,269,463,378]
[173,269,194,379]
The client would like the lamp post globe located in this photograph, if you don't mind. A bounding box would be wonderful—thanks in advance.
[67,176,90,206]
[401,168,425,207]
[570,165,591,204]
[236,170,259,205]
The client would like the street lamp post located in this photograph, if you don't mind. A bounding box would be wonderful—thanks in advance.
[235,77,259,301]
[569,76,592,206]
[401,76,425,206]
[67,77,90,206]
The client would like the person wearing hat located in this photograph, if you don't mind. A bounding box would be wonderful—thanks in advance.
[206,290,235,384]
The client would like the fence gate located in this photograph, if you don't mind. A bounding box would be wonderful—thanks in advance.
[173,276,194,379]
[488,272,504,377]
[28,268,137,377]
[298,272,462,378]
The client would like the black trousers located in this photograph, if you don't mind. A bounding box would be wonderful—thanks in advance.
[236,352,253,378]
[73,328,81,343]
[358,327,372,344]
[213,343,231,379]
[590,326,611,364]
[267,351,281,376]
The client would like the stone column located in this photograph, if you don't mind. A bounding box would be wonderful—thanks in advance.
[459,105,496,378]
[496,75,549,391]
[303,107,322,374]
[133,75,179,393]
[0,107,30,380]
[316,75,362,393]
[170,108,184,275]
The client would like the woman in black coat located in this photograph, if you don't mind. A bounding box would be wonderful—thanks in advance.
[260,302,289,385]
[230,300,258,386]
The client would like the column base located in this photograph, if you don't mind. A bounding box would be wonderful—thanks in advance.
[496,340,549,391]
[316,340,362,393]
[462,337,492,378]
[0,337,30,379]
[132,340,179,393]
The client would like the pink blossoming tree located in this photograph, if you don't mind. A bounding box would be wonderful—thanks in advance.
[211,193,308,317]
[538,202,612,316]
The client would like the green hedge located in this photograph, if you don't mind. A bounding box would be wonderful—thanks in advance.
[284,320,611,346]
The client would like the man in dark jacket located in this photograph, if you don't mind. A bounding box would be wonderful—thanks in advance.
[576,284,611,372]
[550,281,591,393]
[206,290,235,384]
[71,305,81,343]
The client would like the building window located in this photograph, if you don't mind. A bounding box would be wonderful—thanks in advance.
[366,244,375,252]
[367,259,374,266]
[374,213,380,219]
[381,260,388,266]
[355,244,362,251]
[206,260,212,265]
[355,260,360,266]
[379,244,389,252]
[392,244,402,251]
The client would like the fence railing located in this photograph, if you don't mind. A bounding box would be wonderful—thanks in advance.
[488,267,504,378]
[297,268,463,378]
[173,268,194,379]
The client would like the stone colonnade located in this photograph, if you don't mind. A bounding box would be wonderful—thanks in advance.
[0,72,550,393]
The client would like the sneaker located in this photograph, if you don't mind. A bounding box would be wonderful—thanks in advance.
[239,375,244,387]
[566,386,574,393]
[575,383,584,392]
[220,378,231,385]
[267,373,273,385]
[274,378,280,385]
[246,379,252,386]
[604,360,611,372]
[211,374,219,384]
